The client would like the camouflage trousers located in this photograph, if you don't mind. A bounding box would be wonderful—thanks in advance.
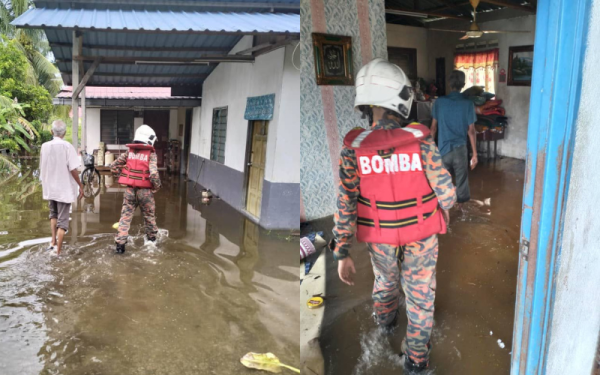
[367,234,439,364]
[115,187,158,245]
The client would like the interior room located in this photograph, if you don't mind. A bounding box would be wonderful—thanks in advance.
[308,1,540,374]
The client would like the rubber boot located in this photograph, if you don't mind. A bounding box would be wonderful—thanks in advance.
[403,356,429,374]
[377,312,398,336]
[401,338,430,374]
[115,243,126,254]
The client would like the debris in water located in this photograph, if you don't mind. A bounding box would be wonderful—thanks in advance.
[52,318,59,324]
[91,357,102,363]
[454,346,462,359]
[240,352,300,373]
[112,222,119,229]
[0,231,7,235]
[490,331,493,335]
[306,297,324,309]
[497,339,505,349]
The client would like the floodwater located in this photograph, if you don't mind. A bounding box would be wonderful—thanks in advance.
[0,161,299,374]
[317,158,524,375]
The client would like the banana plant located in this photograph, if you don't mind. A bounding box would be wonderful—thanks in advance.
[0,94,35,173]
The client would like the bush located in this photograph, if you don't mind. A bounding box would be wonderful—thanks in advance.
[31,120,52,145]
[0,138,20,152]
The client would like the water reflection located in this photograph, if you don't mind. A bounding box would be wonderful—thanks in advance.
[0,164,298,374]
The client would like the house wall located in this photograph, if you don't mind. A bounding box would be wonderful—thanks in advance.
[300,0,388,221]
[387,24,429,78]
[188,35,300,229]
[546,0,600,372]
[86,108,101,153]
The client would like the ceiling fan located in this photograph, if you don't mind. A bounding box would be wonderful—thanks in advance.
[429,0,530,39]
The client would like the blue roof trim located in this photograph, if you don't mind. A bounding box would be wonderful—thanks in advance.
[11,8,300,34]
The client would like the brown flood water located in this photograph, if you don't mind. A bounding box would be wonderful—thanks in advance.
[316,158,524,375]
[0,161,299,375]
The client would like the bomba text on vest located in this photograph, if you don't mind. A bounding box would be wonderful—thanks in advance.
[128,152,149,162]
[358,153,423,175]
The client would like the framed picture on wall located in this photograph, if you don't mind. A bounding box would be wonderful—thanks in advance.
[312,33,354,85]
[508,45,534,86]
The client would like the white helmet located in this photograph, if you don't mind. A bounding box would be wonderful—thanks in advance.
[354,58,413,118]
[134,125,157,146]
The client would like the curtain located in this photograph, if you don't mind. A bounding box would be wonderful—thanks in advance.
[454,49,499,94]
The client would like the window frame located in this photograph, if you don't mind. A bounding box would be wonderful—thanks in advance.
[210,107,228,164]
[100,109,135,146]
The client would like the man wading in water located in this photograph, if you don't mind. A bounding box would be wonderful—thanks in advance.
[39,120,84,256]
[330,58,457,373]
[110,125,161,254]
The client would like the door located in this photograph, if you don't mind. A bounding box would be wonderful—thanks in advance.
[511,0,590,373]
[143,110,170,168]
[245,121,268,218]
[436,58,446,96]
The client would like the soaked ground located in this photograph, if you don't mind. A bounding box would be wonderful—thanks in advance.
[0,161,298,375]
[315,158,524,375]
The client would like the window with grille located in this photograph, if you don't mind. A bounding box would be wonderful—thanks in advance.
[100,110,134,145]
[211,107,227,164]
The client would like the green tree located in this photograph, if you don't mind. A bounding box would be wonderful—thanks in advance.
[0,0,62,96]
[0,38,53,123]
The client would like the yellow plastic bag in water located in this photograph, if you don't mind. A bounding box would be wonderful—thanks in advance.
[112,222,119,229]
[240,352,299,373]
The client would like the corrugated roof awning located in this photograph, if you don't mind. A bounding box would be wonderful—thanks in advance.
[11,7,299,87]
[11,8,300,34]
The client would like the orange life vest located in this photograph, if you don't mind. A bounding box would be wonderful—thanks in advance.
[118,144,154,189]
[344,123,446,246]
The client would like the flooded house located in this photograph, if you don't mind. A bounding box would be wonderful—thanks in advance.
[28,0,301,230]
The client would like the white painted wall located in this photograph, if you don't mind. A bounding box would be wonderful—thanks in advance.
[192,35,298,184]
[387,24,429,79]
[190,106,202,155]
[546,1,600,373]
[269,43,300,184]
[85,108,101,152]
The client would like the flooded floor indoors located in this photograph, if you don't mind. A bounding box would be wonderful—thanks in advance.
[0,161,299,374]
[315,158,524,375]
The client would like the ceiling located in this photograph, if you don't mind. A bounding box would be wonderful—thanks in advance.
[385,0,537,27]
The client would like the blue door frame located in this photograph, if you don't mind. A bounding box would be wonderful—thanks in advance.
[511,0,592,374]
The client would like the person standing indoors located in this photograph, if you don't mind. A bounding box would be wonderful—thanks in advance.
[330,58,457,373]
[39,120,84,255]
[430,70,478,211]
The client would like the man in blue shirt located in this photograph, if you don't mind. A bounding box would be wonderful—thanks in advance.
[431,70,478,209]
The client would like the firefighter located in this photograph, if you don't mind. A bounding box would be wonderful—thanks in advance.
[330,58,457,373]
[110,125,161,254]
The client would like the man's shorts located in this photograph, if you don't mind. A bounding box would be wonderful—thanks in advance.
[48,200,71,231]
